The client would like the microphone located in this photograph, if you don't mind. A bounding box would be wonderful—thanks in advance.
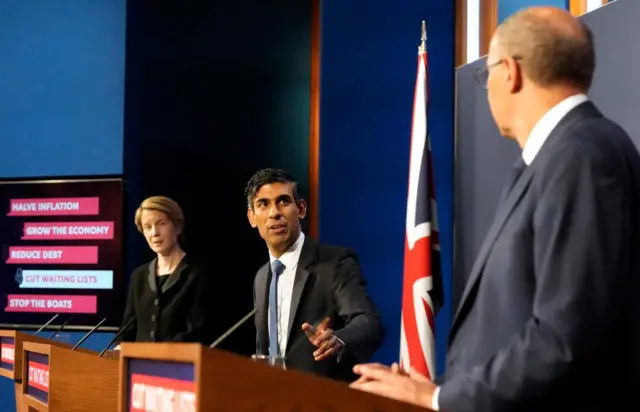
[33,314,59,335]
[209,307,257,349]
[49,315,75,339]
[71,318,107,350]
[98,316,136,358]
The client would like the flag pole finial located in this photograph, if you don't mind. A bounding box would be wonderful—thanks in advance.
[419,20,427,53]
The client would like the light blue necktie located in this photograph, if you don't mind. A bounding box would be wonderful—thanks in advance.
[268,259,285,357]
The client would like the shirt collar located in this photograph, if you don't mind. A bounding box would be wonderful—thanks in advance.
[522,93,588,165]
[269,231,305,270]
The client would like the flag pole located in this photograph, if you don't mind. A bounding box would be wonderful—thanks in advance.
[419,20,426,54]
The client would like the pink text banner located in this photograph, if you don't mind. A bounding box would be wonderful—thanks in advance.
[5,246,98,264]
[5,294,98,313]
[22,221,114,240]
[7,197,100,216]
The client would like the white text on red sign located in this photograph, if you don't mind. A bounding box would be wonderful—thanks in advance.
[28,361,49,392]
[130,374,195,412]
[1,345,15,364]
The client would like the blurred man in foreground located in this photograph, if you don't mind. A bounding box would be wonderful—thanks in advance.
[351,7,640,411]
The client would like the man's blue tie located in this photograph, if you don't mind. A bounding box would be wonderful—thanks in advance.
[268,259,285,357]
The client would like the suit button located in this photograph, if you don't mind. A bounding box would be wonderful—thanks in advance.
[154,298,159,306]
[150,330,155,339]
[151,315,156,322]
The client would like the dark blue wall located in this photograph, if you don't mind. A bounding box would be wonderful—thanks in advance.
[122,0,313,356]
[319,1,455,374]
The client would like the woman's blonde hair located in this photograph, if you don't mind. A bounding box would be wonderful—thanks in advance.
[134,196,185,238]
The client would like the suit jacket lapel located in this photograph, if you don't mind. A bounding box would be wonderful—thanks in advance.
[286,267,310,347]
[147,258,158,293]
[255,263,270,354]
[449,101,597,343]
[450,166,534,338]
[147,256,188,294]
[161,258,188,293]
[286,237,316,349]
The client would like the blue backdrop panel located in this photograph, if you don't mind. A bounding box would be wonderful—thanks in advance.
[454,0,639,307]
[319,1,455,374]
[0,0,126,178]
[497,0,569,24]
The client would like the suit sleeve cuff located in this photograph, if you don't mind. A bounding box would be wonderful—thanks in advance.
[432,386,441,411]
[335,336,347,362]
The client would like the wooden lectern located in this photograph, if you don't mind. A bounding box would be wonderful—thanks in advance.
[118,343,432,411]
[0,330,68,412]
[20,341,119,412]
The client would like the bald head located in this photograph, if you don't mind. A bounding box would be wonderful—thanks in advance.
[494,6,595,91]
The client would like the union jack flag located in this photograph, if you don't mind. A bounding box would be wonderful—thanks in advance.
[399,23,444,380]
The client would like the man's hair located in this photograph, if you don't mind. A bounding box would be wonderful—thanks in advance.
[244,168,300,209]
[496,9,595,91]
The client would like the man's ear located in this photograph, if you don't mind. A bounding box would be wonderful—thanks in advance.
[297,199,307,219]
[247,207,257,228]
[503,56,523,94]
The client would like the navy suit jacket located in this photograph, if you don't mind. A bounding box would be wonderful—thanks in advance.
[253,237,384,381]
[440,102,640,411]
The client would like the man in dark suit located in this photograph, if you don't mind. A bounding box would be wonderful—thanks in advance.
[246,168,384,381]
[351,6,640,411]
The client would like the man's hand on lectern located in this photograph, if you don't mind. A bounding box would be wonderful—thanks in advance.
[350,362,436,408]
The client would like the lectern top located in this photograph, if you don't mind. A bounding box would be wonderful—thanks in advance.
[120,342,202,363]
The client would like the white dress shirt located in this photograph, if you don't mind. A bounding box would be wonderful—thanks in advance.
[431,93,588,411]
[268,231,305,355]
[522,93,588,165]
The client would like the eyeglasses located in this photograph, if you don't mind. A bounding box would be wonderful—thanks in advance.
[474,56,522,90]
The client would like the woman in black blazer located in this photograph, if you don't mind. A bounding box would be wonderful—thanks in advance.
[117,196,211,344]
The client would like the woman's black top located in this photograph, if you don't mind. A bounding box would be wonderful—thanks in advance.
[156,274,171,292]
[119,255,212,344]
